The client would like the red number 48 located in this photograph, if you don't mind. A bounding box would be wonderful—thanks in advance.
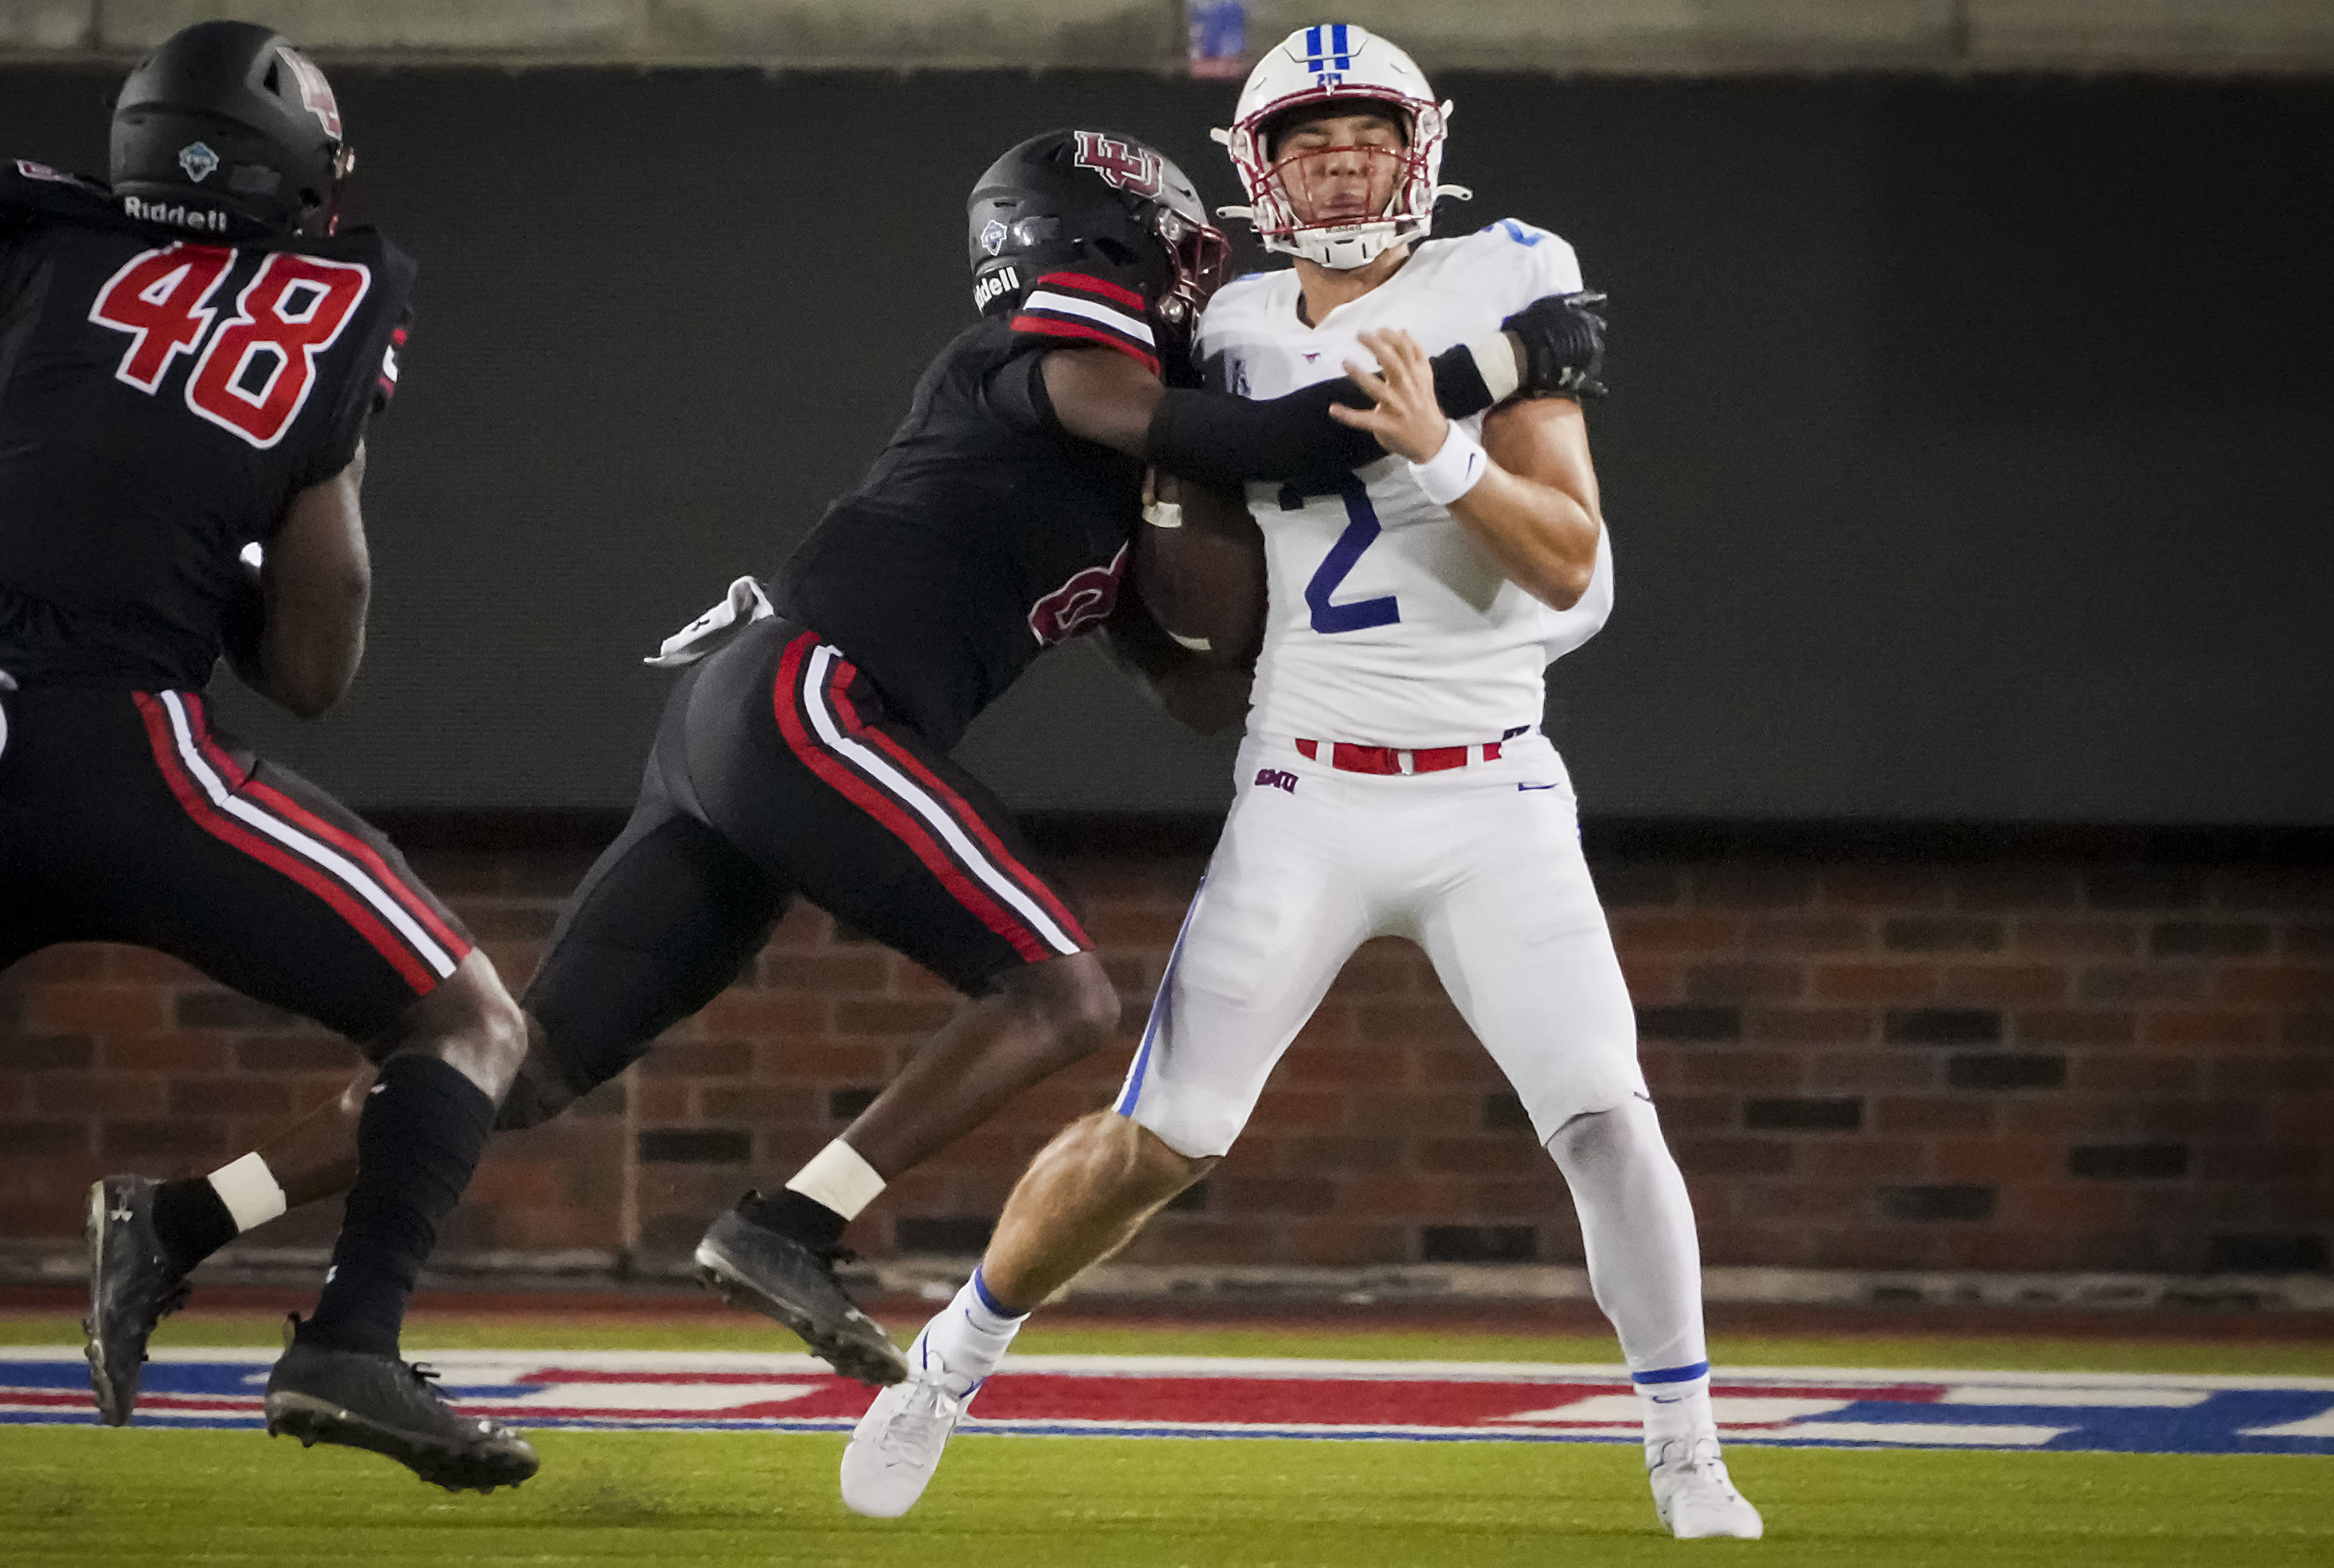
[88,242,372,450]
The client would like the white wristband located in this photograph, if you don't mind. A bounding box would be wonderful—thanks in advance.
[1464,332,1521,404]
[1408,424,1488,507]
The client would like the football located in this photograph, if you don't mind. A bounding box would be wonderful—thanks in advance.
[1131,473,1267,666]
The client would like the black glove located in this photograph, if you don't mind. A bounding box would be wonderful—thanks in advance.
[1503,290,1608,399]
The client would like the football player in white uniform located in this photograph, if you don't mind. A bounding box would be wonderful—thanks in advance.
[843,25,1763,1541]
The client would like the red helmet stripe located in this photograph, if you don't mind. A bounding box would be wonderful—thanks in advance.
[1036,270,1146,311]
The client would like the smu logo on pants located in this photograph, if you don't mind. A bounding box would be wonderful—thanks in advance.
[1254,768,1298,794]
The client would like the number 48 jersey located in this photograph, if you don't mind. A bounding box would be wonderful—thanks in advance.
[0,160,414,691]
[1195,219,1614,748]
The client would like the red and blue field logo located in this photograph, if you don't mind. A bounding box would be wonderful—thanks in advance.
[5,1350,2330,1456]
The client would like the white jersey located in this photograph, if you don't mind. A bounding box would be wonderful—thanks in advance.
[1194,219,1614,747]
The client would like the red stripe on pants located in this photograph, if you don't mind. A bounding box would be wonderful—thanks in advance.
[180,695,470,964]
[132,693,436,994]
[769,635,1050,965]
[823,658,1090,950]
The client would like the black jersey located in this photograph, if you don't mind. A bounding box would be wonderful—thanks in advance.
[771,273,1160,752]
[0,159,415,691]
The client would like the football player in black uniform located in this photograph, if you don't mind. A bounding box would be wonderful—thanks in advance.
[101,130,1607,1388]
[1,22,536,1489]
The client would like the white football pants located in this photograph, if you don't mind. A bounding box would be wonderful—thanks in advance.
[1117,731,1648,1158]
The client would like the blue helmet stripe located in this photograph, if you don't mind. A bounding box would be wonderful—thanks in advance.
[1332,22,1351,68]
[1305,24,1322,70]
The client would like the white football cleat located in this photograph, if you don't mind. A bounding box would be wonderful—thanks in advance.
[1647,1436,1764,1540]
[839,1351,977,1518]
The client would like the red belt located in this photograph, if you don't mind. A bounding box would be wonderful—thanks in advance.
[1295,737,1503,776]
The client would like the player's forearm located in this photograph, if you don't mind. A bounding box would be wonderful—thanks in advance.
[1143,337,1525,488]
[257,592,367,718]
[1098,590,1253,733]
[1149,664,1253,734]
[1448,468,1601,612]
[1101,647,1250,736]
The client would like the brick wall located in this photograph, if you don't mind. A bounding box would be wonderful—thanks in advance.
[4,842,2329,1276]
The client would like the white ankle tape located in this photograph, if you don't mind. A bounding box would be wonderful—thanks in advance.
[206,1152,287,1232]
[785,1139,887,1220]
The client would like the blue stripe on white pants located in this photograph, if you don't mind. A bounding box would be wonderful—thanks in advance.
[1113,875,1206,1117]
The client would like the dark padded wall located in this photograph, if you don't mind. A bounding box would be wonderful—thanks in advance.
[5,69,2329,821]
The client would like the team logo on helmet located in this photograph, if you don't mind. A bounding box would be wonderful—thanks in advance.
[980,218,1009,256]
[1072,131,1163,196]
[177,141,220,183]
[277,45,342,139]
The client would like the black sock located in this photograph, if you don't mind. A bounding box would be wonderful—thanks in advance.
[151,1177,239,1277]
[302,1055,494,1358]
[738,1187,847,1250]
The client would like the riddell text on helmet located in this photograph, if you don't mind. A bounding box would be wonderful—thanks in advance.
[119,195,229,233]
[973,265,1020,311]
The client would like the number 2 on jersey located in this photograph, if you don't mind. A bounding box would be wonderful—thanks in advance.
[1303,474,1400,634]
[88,241,372,450]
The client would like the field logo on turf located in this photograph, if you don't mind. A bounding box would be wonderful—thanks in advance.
[4,1352,2330,1457]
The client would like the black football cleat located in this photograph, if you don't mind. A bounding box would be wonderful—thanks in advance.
[693,1206,908,1386]
[264,1326,540,1493]
[84,1175,192,1426]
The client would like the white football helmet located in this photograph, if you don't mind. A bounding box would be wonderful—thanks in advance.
[1213,22,1469,270]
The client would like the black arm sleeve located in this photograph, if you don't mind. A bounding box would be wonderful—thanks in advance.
[1143,341,1500,489]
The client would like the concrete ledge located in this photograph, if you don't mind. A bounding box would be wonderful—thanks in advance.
[1969,0,2334,74]
[0,1,91,50]
[1242,0,1962,76]
[4,0,2333,73]
[7,1243,2329,1312]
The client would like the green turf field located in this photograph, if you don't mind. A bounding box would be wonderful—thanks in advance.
[4,1427,2328,1567]
[5,1314,2330,1566]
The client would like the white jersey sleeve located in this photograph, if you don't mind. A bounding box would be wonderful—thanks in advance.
[1195,221,1613,748]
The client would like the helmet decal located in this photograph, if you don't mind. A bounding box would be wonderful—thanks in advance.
[1298,21,1359,77]
[1071,132,1164,197]
[177,141,219,183]
[277,46,342,141]
[980,218,1009,256]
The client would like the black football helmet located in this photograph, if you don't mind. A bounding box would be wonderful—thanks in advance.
[967,129,1231,355]
[109,20,353,239]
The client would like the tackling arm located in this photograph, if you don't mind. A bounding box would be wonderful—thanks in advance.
[1039,291,1604,488]
[1039,342,1508,486]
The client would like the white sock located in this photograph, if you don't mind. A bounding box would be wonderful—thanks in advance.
[1544,1097,1718,1457]
[1635,1370,1715,1456]
[913,1268,1028,1392]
